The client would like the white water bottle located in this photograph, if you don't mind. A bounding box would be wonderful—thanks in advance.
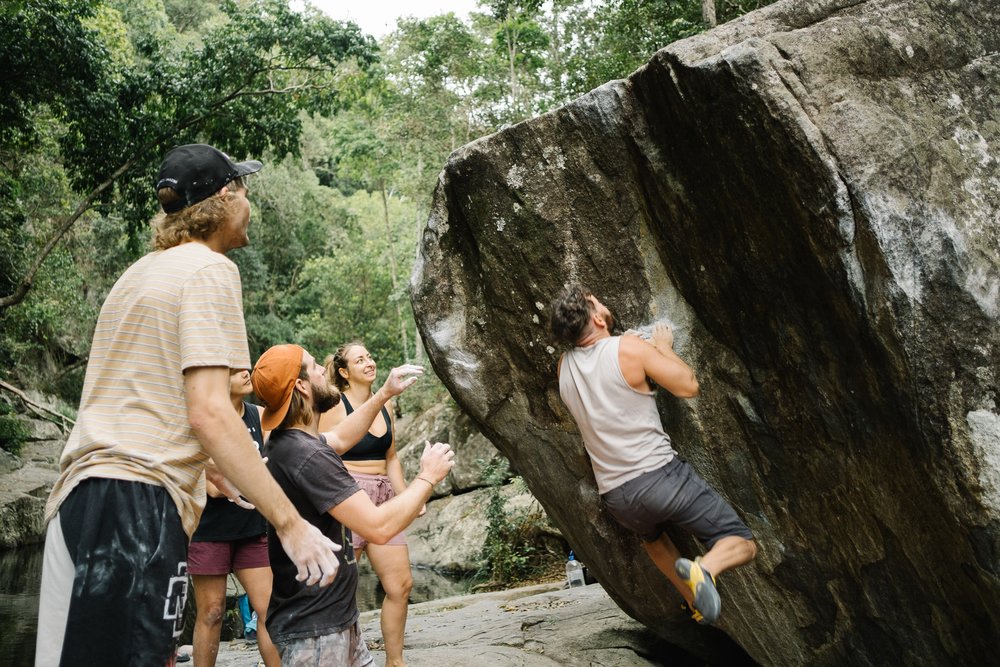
[566,551,586,588]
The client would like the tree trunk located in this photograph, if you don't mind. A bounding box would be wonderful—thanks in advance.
[380,179,409,361]
[508,33,519,115]
[0,380,75,432]
[702,0,718,27]
[0,155,141,310]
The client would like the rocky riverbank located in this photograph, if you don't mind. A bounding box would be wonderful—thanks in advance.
[203,581,703,667]
[0,416,64,548]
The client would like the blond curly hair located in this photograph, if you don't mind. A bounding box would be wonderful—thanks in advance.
[150,177,245,250]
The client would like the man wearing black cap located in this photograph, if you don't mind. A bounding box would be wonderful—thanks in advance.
[36,145,342,666]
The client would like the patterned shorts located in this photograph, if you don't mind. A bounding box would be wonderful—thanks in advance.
[276,621,373,667]
[36,479,189,666]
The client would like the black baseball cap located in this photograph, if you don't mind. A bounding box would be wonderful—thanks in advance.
[155,144,263,213]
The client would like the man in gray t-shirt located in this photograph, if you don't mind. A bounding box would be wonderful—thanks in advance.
[550,284,756,626]
[251,344,455,665]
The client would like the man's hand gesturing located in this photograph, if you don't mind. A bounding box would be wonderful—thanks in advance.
[277,518,342,587]
[205,461,255,510]
[418,440,456,485]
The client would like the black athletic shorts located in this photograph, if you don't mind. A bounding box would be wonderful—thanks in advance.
[37,478,189,666]
[601,458,753,548]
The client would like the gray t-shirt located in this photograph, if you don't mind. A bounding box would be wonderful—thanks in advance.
[263,428,361,642]
[559,336,677,494]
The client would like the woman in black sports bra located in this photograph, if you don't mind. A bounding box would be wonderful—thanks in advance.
[319,342,420,667]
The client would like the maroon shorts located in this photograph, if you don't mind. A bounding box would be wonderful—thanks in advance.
[187,533,269,575]
[350,472,406,550]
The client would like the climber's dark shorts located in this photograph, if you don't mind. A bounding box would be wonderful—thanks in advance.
[601,458,753,549]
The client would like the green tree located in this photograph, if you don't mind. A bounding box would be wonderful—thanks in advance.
[0,110,109,398]
[379,12,493,268]
[290,187,414,372]
[0,0,376,310]
[0,1,112,366]
[543,0,775,103]
[162,0,223,35]
[228,118,416,378]
[383,13,485,154]
[479,0,549,121]
[0,0,108,148]
[319,105,414,362]
[229,153,355,360]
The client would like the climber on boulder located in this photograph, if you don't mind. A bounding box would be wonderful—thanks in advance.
[549,284,757,625]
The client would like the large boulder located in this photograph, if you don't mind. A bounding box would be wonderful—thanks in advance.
[410,0,1000,665]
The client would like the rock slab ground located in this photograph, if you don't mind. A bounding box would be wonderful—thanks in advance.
[207,582,705,667]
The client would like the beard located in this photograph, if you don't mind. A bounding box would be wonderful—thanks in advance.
[312,379,341,414]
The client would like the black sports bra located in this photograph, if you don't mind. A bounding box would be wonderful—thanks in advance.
[339,394,393,461]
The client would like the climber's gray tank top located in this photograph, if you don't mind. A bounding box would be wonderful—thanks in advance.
[558,336,677,494]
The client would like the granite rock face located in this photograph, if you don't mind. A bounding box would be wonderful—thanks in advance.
[0,429,64,549]
[361,583,737,667]
[410,1,1000,664]
[395,401,565,573]
[396,400,508,495]
[215,583,714,667]
[406,482,563,573]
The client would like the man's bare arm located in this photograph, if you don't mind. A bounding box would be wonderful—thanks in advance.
[186,366,340,586]
[330,441,454,543]
[317,401,350,454]
[321,365,423,452]
[620,328,699,397]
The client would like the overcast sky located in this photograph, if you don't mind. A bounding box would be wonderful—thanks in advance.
[307,0,481,38]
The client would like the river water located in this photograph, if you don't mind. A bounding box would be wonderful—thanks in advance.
[0,544,470,666]
[0,545,40,666]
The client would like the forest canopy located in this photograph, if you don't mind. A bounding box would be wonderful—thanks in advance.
[0,0,772,413]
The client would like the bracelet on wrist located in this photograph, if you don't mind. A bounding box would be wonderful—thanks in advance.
[416,475,435,487]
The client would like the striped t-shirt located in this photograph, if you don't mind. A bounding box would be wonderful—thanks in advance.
[45,242,251,537]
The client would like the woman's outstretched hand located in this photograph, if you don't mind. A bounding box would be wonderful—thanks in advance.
[383,364,424,397]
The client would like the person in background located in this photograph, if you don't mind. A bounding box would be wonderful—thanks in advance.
[320,342,423,667]
[549,284,756,625]
[36,144,340,666]
[251,344,454,666]
[189,368,278,667]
